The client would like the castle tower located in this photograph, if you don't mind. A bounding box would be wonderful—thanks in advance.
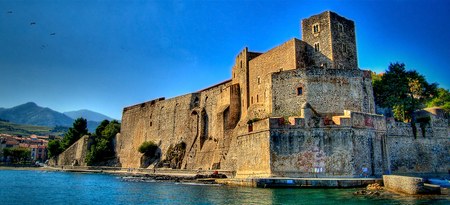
[302,11,358,69]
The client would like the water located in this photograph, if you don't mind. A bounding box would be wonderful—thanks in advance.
[0,170,448,205]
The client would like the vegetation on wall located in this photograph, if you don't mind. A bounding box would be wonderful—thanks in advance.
[138,141,158,157]
[85,120,120,165]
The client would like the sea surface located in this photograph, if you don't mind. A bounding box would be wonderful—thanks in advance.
[0,169,448,205]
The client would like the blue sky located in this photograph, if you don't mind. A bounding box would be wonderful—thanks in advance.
[1,0,449,120]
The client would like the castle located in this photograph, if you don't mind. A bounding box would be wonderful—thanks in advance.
[114,11,449,178]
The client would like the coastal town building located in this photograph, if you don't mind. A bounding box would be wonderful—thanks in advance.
[0,134,49,163]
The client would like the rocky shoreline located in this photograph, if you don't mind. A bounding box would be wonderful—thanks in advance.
[117,172,227,185]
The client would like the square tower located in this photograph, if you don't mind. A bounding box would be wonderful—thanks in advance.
[302,11,358,69]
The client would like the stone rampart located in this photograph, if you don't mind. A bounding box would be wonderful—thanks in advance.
[271,68,375,118]
[56,135,91,166]
[386,118,450,174]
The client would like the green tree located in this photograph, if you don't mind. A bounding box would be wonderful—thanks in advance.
[3,147,31,164]
[138,141,158,157]
[85,120,121,165]
[101,120,120,140]
[373,63,437,122]
[426,88,450,113]
[62,118,89,149]
[47,139,64,158]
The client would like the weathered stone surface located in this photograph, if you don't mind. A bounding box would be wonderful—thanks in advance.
[111,11,449,179]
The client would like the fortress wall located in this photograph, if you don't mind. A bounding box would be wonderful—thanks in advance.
[271,68,371,117]
[183,82,235,170]
[56,135,91,166]
[269,126,386,177]
[386,119,450,174]
[233,130,272,178]
[116,80,234,170]
[117,95,195,168]
[247,39,305,120]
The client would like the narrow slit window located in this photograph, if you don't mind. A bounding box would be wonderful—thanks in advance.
[297,87,303,95]
[313,24,320,33]
[314,43,320,52]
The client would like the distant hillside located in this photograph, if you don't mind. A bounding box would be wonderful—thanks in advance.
[0,120,67,136]
[0,102,111,133]
[0,102,73,127]
[64,109,114,122]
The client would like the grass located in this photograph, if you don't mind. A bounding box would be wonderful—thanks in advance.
[0,121,65,136]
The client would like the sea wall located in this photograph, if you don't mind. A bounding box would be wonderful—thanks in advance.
[55,135,91,166]
[116,80,238,170]
[268,111,388,177]
[386,118,450,174]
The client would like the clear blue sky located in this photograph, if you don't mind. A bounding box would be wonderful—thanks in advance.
[1,0,449,120]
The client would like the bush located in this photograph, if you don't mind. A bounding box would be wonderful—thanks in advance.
[138,141,158,157]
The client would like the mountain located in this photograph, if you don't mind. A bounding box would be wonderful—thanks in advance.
[64,109,114,122]
[0,102,73,127]
[0,102,113,133]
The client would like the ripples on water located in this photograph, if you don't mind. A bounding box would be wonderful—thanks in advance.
[0,170,448,205]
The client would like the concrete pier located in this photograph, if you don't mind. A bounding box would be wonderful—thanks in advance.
[216,177,383,188]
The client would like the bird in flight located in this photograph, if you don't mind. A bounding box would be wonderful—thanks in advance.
[50,33,56,35]
[7,11,13,14]
[30,22,36,25]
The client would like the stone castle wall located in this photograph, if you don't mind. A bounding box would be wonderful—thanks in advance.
[386,118,450,174]
[116,80,239,170]
[271,68,375,117]
[55,135,91,166]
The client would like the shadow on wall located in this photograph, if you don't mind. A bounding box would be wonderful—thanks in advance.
[140,147,161,168]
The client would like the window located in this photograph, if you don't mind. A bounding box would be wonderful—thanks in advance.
[297,87,303,95]
[314,43,320,52]
[251,96,253,104]
[342,43,348,53]
[256,95,259,103]
[313,23,320,33]
[240,60,242,68]
[338,23,344,32]
[257,76,261,84]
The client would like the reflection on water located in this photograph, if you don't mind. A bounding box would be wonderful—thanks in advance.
[0,170,448,205]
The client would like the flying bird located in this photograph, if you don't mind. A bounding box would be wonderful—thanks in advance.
[30,22,36,25]
[7,11,12,14]
[50,33,56,35]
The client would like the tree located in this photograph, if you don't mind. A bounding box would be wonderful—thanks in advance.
[426,88,450,114]
[373,63,437,122]
[138,141,158,157]
[47,140,64,158]
[85,120,121,165]
[62,118,89,149]
[3,147,31,164]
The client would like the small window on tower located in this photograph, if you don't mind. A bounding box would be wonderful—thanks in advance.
[313,23,320,33]
[338,23,344,32]
[342,43,348,53]
[314,43,320,52]
[257,76,261,84]
[297,87,303,95]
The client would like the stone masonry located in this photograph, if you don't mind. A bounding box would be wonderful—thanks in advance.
[115,11,450,178]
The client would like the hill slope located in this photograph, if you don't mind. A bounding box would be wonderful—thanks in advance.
[64,109,114,122]
[0,102,73,127]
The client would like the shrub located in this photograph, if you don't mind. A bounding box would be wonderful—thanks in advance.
[138,141,158,157]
